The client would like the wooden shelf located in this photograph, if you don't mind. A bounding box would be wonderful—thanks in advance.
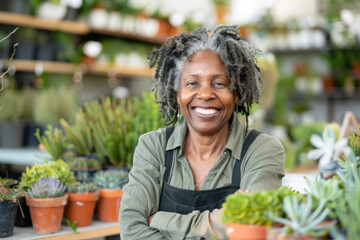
[0,11,167,44]
[0,11,89,34]
[11,221,119,240]
[1,59,154,78]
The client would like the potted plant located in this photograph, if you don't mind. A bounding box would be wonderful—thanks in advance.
[0,178,24,237]
[17,159,75,228]
[26,177,68,234]
[92,170,129,222]
[222,186,301,240]
[64,182,99,227]
[267,196,335,240]
[30,0,67,20]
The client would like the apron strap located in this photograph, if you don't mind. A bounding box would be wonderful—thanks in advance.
[231,129,261,185]
[164,125,175,183]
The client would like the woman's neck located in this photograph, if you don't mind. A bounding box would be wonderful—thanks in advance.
[184,124,230,163]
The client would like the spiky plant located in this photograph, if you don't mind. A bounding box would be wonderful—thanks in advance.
[271,196,335,238]
[92,170,129,189]
[349,126,360,157]
[35,125,65,161]
[28,178,66,198]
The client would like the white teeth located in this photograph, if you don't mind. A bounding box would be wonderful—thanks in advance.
[194,108,218,115]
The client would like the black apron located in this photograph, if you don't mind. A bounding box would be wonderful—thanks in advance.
[158,126,260,214]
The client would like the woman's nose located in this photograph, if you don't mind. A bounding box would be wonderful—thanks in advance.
[197,84,215,100]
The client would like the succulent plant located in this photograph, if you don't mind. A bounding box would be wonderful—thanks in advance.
[28,178,66,198]
[271,196,335,238]
[19,159,76,191]
[35,125,65,161]
[304,176,345,219]
[222,186,302,226]
[349,126,360,157]
[66,182,98,193]
[92,170,129,189]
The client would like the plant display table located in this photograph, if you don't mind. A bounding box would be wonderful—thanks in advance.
[9,221,119,240]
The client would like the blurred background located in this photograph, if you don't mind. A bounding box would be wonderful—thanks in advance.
[0,0,359,177]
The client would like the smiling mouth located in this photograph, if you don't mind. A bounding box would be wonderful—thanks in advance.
[193,107,219,116]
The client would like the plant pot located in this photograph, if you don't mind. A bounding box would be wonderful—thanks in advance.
[37,2,67,20]
[26,194,68,234]
[0,122,25,148]
[15,196,32,227]
[63,7,78,21]
[64,192,99,227]
[97,189,122,222]
[14,41,36,60]
[0,200,18,238]
[88,7,109,29]
[226,223,267,240]
[35,42,56,61]
[0,0,31,15]
[23,122,42,147]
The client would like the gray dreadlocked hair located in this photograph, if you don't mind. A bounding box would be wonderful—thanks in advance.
[148,24,262,130]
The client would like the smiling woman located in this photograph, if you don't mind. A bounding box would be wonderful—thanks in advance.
[119,25,285,240]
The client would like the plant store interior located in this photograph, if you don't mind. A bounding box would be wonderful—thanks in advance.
[0,0,360,239]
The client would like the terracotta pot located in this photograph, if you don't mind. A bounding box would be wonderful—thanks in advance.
[226,223,267,240]
[26,195,68,234]
[97,189,123,222]
[266,230,327,240]
[64,192,99,227]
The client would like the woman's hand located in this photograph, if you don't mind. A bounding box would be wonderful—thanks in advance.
[235,188,250,194]
[149,214,155,225]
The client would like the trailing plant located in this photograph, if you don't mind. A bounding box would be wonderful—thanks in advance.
[66,182,98,193]
[304,176,345,219]
[27,178,66,198]
[19,159,76,191]
[93,170,129,189]
[271,196,335,238]
[222,186,302,226]
[35,125,65,161]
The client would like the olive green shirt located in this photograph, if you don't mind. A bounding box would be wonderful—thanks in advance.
[119,117,285,240]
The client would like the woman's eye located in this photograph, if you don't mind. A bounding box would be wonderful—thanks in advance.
[186,81,197,87]
[213,82,227,88]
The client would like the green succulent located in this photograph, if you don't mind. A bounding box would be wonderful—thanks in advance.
[222,186,301,226]
[92,170,129,189]
[19,159,76,191]
[304,176,345,219]
[66,182,98,193]
[271,196,335,238]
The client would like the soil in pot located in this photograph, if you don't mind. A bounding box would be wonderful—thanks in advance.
[97,189,123,222]
[64,192,98,227]
[26,195,68,234]
[0,200,18,238]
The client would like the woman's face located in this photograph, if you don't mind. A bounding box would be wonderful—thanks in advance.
[177,50,238,135]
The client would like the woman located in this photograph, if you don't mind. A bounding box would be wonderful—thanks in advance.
[119,25,285,239]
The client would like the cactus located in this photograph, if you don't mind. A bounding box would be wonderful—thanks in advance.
[28,178,66,198]
[92,170,129,189]
[66,182,98,193]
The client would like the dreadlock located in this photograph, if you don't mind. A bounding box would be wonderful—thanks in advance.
[148,25,262,133]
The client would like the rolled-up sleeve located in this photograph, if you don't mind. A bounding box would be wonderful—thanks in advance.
[119,132,168,240]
